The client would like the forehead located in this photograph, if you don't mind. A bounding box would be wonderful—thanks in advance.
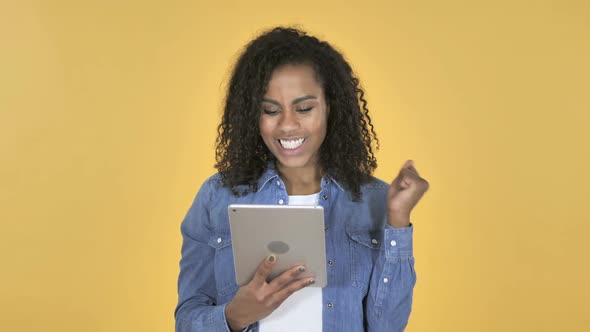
[265,64,323,92]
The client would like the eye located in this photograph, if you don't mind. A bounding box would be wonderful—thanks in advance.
[297,107,313,113]
[263,109,280,116]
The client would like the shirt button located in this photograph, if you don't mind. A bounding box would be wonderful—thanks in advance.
[278,199,284,205]
[324,226,329,231]
[217,238,222,244]
[328,260,333,265]
[371,238,378,245]
[276,180,281,186]
[390,240,397,247]
[327,302,333,308]
[322,194,328,200]
[383,277,389,283]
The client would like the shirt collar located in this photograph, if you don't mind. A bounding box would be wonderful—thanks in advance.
[256,163,280,192]
[257,161,345,192]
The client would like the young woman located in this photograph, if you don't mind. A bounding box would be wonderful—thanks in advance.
[175,27,429,332]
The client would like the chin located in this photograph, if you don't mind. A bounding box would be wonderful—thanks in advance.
[275,155,315,169]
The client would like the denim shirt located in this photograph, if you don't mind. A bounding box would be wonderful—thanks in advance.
[175,165,416,332]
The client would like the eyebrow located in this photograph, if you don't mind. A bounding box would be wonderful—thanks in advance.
[262,95,317,106]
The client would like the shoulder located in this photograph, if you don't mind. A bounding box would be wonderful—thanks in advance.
[201,173,225,190]
[360,176,390,195]
[182,173,231,232]
[199,172,238,193]
[188,173,229,206]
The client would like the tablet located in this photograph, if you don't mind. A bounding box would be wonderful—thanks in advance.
[228,204,327,288]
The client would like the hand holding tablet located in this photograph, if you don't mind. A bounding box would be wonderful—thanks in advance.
[224,254,315,331]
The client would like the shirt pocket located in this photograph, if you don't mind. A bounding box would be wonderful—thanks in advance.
[207,231,239,297]
[346,227,383,293]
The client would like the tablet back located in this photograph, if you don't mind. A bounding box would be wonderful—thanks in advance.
[228,204,327,288]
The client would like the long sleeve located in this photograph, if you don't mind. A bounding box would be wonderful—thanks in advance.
[174,180,235,332]
[365,223,416,331]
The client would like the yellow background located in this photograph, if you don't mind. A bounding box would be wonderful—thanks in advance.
[1,0,589,331]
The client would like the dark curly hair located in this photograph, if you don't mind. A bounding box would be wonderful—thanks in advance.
[215,26,379,201]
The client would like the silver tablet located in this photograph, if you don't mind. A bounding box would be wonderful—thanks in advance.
[228,204,327,288]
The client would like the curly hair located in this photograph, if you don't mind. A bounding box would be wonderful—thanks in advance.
[215,26,379,201]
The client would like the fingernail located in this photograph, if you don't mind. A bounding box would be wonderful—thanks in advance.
[268,255,275,262]
[297,267,306,273]
[308,279,315,285]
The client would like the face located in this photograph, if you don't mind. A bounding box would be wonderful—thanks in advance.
[259,64,329,171]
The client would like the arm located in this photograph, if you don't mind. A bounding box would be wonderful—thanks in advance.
[365,223,416,332]
[174,180,309,332]
[174,180,238,332]
[366,159,426,330]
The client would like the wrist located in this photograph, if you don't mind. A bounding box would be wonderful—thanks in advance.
[225,303,247,331]
[227,318,246,332]
[388,221,411,228]
[388,211,411,228]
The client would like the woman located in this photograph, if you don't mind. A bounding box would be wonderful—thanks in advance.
[175,26,429,332]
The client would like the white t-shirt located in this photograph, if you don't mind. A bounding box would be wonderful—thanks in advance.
[258,193,322,332]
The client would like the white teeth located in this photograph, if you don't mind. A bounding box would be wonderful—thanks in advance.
[279,138,305,149]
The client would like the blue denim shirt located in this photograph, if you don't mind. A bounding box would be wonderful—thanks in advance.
[175,165,416,331]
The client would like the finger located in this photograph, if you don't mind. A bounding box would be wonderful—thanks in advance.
[270,277,316,307]
[391,161,420,192]
[267,265,307,291]
[391,169,406,190]
[251,255,276,286]
[401,159,421,176]
[402,160,412,168]
[407,165,420,177]
[389,173,406,192]
[394,172,413,190]
[396,160,414,180]
[399,160,411,174]
[398,169,430,193]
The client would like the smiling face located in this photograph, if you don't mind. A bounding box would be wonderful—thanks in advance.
[259,64,328,172]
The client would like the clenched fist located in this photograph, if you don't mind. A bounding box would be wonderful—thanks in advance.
[387,160,430,228]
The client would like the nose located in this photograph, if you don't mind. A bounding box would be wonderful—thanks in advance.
[278,109,299,133]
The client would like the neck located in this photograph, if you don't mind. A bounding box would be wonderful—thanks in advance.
[277,163,322,195]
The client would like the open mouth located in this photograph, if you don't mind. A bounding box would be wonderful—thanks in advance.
[278,138,305,150]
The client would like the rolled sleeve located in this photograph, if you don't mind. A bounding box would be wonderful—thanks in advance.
[365,223,416,331]
[383,223,414,259]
